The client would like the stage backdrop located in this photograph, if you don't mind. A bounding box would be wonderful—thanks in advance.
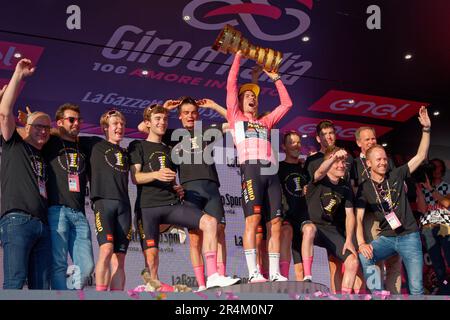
[0,136,331,290]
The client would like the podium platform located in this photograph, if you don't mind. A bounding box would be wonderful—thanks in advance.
[204,281,330,294]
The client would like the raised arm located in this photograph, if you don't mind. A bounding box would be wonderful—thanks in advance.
[260,69,293,128]
[0,59,35,141]
[226,52,242,121]
[313,150,348,183]
[408,106,431,173]
[197,98,227,118]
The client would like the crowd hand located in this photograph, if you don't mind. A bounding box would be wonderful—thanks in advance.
[0,84,7,99]
[421,175,433,191]
[333,149,348,160]
[196,98,217,109]
[15,58,36,78]
[358,243,373,260]
[163,99,181,111]
[343,240,358,256]
[418,105,431,128]
[17,106,32,125]
[173,184,185,199]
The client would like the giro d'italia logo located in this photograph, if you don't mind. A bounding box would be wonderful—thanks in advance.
[183,0,313,41]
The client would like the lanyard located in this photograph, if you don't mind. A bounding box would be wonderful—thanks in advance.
[369,178,397,216]
[359,157,371,180]
[24,143,45,181]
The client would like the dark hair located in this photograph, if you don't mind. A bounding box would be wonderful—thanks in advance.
[55,103,80,121]
[316,120,335,136]
[283,130,301,146]
[177,96,199,115]
[430,158,447,176]
[324,145,343,160]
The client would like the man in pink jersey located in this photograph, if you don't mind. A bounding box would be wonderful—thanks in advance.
[226,51,293,282]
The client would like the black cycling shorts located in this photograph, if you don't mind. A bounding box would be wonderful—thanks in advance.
[136,203,204,250]
[183,180,226,225]
[93,199,132,254]
[240,161,282,222]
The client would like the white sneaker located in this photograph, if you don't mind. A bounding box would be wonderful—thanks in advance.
[270,272,288,282]
[303,275,312,282]
[206,273,240,289]
[195,285,207,292]
[249,271,268,283]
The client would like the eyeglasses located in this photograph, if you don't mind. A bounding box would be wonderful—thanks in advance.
[29,124,51,131]
[64,117,83,124]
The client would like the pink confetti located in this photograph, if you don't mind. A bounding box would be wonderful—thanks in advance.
[225,292,239,300]
[132,285,147,292]
[313,291,328,298]
[195,292,208,299]
[215,290,223,298]
[364,294,372,300]
[289,293,300,300]
[372,290,391,300]
[77,290,85,300]
[127,290,140,299]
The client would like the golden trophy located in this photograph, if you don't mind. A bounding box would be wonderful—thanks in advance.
[212,24,283,73]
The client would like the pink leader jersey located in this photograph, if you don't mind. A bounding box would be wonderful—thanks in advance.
[226,54,293,164]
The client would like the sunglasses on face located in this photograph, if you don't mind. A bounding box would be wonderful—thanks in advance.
[64,116,83,124]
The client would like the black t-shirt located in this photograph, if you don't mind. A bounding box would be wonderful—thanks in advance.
[305,175,354,228]
[129,140,178,208]
[87,137,130,202]
[278,161,308,222]
[356,164,418,237]
[43,135,90,213]
[1,130,48,222]
[304,151,354,184]
[171,123,222,185]
[351,155,396,187]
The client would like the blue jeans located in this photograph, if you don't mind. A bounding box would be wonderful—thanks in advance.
[48,206,94,290]
[422,226,450,283]
[0,212,52,289]
[359,231,424,295]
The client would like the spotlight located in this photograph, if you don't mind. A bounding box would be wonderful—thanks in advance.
[183,15,191,21]
[382,143,388,147]
[433,111,440,116]
[301,36,310,42]
[13,52,22,59]
[141,70,149,76]
[302,134,308,138]
[348,99,355,104]
[404,54,413,60]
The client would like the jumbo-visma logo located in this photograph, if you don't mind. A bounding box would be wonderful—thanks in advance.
[183,0,313,41]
